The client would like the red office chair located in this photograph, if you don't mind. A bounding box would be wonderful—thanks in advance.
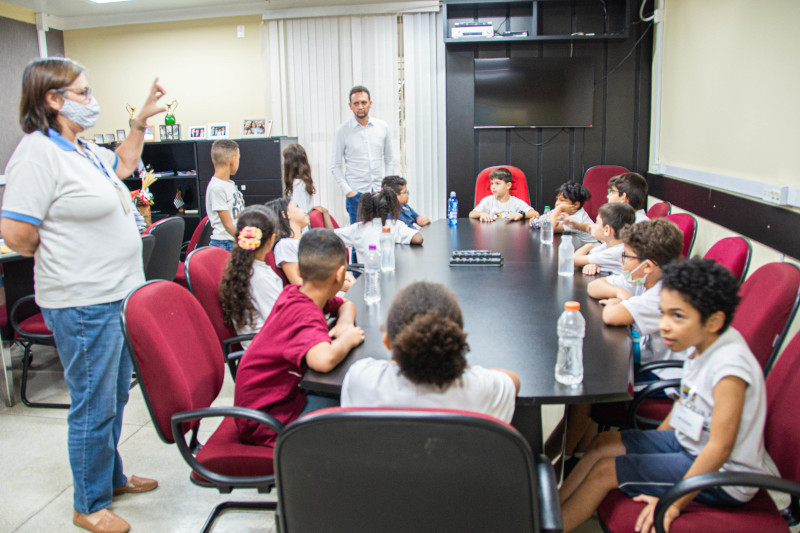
[703,236,752,285]
[275,407,561,533]
[265,250,290,286]
[599,329,800,533]
[175,216,211,288]
[308,209,340,229]
[474,165,530,206]
[184,246,254,379]
[646,201,671,219]
[582,165,629,220]
[142,216,185,281]
[120,280,280,533]
[665,213,698,259]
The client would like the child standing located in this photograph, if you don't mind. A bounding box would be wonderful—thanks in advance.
[574,203,636,276]
[469,167,538,222]
[559,258,766,532]
[341,281,519,422]
[266,197,309,285]
[218,205,282,349]
[607,171,650,223]
[206,139,245,251]
[381,175,431,228]
[548,181,595,247]
[334,189,423,261]
[282,143,335,228]
[234,229,365,446]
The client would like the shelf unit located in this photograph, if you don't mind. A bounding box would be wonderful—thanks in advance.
[443,0,629,44]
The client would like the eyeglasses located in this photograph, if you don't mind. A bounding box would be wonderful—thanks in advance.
[620,252,642,263]
[607,188,620,196]
[54,86,93,102]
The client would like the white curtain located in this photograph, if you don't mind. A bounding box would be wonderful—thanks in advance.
[262,16,399,225]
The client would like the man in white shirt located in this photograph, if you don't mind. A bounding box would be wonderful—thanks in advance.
[330,85,395,224]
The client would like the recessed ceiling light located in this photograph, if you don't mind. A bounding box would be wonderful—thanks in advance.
[89,0,135,4]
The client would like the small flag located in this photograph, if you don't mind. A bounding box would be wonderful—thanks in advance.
[174,187,185,210]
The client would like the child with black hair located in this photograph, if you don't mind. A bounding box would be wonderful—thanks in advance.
[546,181,595,247]
[341,281,520,422]
[218,205,282,349]
[607,171,649,223]
[574,202,636,276]
[559,258,767,533]
[282,143,335,228]
[470,167,538,222]
[381,175,430,228]
[334,188,423,260]
[266,197,309,285]
[234,229,365,446]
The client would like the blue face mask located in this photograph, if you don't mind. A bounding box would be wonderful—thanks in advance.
[622,259,649,287]
[60,97,101,130]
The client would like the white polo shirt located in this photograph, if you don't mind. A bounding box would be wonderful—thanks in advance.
[2,129,144,308]
[335,218,419,261]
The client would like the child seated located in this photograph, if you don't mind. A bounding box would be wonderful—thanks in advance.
[206,139,245,251]
[574,203,636,276]
[381,175,430,228]
[341,281,520,422]
[607,171,649,223]
[266,197,309,285]
[469,167,538,222]
[335,189,423,260]
[549,181,596,247]
[234,229,365,446]
[219,205,282,349]
[559,258,766,533]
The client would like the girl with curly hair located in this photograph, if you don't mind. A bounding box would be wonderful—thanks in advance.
[219,205,282,348]
[341,281,520,422]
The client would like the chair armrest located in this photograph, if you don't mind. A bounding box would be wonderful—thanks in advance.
[347,263,364,275]
[222,334,256,356]
[534,454,563,533]
[226,349,245,380]
[627,379,680,429]
[635,360,684,379]
[10,294,53,341]
[170,405,285,488]
[654,472,800,533]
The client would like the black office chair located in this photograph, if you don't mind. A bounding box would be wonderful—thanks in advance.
[274,407,562,533]
[141,233,156,274]
[142,217,184,281]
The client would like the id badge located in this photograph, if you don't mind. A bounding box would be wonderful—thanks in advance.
[671,402,704,441]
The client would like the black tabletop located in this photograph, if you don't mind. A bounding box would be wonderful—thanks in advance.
[302,218,632,406]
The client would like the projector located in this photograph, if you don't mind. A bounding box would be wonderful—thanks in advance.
[452,21,493,39]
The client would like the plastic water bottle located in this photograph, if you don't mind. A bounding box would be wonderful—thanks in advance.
[380,226,395,272]
[558,231,574,276]
[631,328,642,365]
[448,191,458,226]
[555,301,585,386]
[364,245,381,305]
[540,206,553,245]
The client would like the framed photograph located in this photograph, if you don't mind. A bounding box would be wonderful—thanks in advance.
[208,122,229,139]
[171,124,181,140]
[189,126,206,139]
[143,125,155,142]
[242,118,267,136]
[116,129,126,141]
[159,125,168,141]
[93,134,104,143]
[104,133,116,143]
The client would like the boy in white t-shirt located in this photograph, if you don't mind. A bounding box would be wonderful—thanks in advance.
[574,202,636,276]
[206,139,245,251]
[547,181,596,247]
[607,171,650,223]
[469,167,538,222]
[559,258,767,533]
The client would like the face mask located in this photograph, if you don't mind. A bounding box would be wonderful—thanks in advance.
[59,97,101,130]
[622,260,649,287]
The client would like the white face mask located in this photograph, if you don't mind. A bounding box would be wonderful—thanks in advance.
[60,97,101,130]
[622,259,649,287]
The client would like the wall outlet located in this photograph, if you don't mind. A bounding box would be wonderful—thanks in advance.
[762,185,789,205]
[240,184,247,191]
[237,25,245,38]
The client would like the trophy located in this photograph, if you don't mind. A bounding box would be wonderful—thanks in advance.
[165,100,178,125]
[125,104,136,126]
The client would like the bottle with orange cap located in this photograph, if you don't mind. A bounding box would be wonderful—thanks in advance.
[555,300,585,386]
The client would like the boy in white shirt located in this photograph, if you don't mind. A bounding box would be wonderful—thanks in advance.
[469,167,538,222]
[547,181,596,247]
[574,202,636,276]
[607,171,650,223]
[206,140,245,251]
[559,258,767,533]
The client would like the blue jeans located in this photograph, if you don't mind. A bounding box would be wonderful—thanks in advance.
[299,392,339,417]
[210,239,234,252]
[345,192,363,224]
[42,301,132,514]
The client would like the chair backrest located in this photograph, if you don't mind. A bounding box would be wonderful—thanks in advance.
[645,201,671,219]
[474,165,530,207]
[581,165,629,220]
[265,250,290,286]
[120,280,224,443]
[141,234,156,273]
[665,213,697,259]
[142,216,185,281]
[186,216,210,256]
[731,262,800,374]
[184,246,238,344]
[308,210,340,229]
[765,330,800,483]
[703,236,752,285]
[275,407,541,533]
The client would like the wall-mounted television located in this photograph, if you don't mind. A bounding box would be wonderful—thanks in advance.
[474,57,594,128]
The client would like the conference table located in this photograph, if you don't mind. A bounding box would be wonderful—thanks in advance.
[301,218,633,453]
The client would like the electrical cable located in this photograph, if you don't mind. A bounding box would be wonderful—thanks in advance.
[513,128,567,147]
[639,0,655,22]
[597,21,653,84]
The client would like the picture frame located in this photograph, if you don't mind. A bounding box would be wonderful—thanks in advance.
[116,129,126,141]
[143,125,155,142]
[242,118,267,136]
[93,134,104,143]
[104,133,116,143]
[189,126,206,139]
[171,124,181,140]
[159,125,168,141]
[207,122,229,139]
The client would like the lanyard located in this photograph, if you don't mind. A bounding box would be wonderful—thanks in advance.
[78,140,131,214]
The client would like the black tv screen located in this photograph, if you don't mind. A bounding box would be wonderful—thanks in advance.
[474,57,594,128]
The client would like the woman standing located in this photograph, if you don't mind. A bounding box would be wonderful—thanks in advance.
[1,58,165,533]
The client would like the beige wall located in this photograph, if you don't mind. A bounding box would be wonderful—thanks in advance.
[63,15,267,141]
[0,1,35,24]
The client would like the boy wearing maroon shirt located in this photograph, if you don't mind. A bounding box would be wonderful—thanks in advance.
[234,229,365,446]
